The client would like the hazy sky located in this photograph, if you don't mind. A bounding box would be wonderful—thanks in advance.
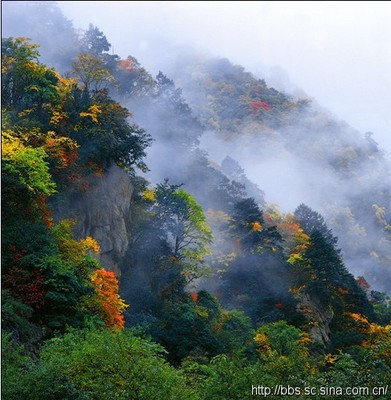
[58,1,391,155]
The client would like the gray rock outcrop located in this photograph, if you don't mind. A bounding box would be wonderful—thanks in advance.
[53,164,133,275]
[296,292,333,351]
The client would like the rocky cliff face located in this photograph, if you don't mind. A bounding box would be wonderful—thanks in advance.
[53,164,134,275]
[296,292,333,352]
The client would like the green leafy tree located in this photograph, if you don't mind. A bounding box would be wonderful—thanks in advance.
[152,180,213,283]
[150,300,224,365]
[1,291,35,342]
[214,309,254,357]
[56,80,151,172]
[1,333,82,400]
[254,320,313,380]
[71,53,114,92]
[2,130,56,197]
[2,37,60,129]
[113,55,155,100]
[40,328,196,400]
[81,24,111,56]
[122,182,213,341]
[310,351,391,400]
[2,37,40,107]
[186,354,276,400]
[370,290,391,325]
[80,24,122,76]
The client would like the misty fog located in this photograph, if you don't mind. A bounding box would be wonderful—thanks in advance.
[3,1,391,294]
[56,1,391,155]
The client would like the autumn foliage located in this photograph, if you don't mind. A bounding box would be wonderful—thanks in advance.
[3,268,46,310]
[249,101,271,112]
[274,213,310,264]
[189,291,199,302]
[91,269,128,329]
[117,59,134,72]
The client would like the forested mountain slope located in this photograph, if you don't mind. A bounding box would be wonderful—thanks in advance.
[2,3,390,399]
[168,54,391,293]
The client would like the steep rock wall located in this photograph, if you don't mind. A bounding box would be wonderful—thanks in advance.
[296,292,333,352]
[53,164,133,275]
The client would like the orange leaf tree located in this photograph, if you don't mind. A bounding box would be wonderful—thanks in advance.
[91,269,128,329]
